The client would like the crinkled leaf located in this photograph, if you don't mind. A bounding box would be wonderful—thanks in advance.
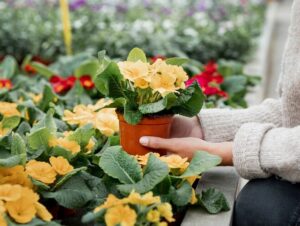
[117,154,169,194]
[11,133,27,165]
[198,188,230,214]
[127,47,147,63]
[38,84,57,111]
[170,181,193,206]
[68,124,95,148]
[138,99,165,114]
[180,151,221,178]
[31,109,56,134]
[0,56,17,78]
[124,102,142,125]
[0,155,21,167]
[99,146,142,184]
[2,116,20,129]
[50,146,74,161]
[28,127,52,150]
[165,57,188,66]
[75,59,99,78]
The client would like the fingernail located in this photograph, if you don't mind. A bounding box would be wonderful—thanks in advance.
[139,137,149,146]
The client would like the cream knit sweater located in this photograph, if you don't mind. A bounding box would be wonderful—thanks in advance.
[199,0,300,182]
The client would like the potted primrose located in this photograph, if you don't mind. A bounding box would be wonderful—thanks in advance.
[95,48,204,155]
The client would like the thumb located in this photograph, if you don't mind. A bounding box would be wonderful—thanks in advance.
[139,136,173,150]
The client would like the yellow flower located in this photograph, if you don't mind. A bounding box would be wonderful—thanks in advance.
[63,101,119,137]
[190,189,198,205]
[146,210,160,223]
[5,187,38,224]
[118,61,149,82]
[150,72,177,97]
[35,202,53,222]
[127,191,160,206]
[85,138,95,152]
[0,166,33,188]
[0,184,22,201]
[186,175,200,185]
[105,205,137,226]
[157,203,175,223]
[49,156,73,176]
[133,77,150,89]
[0,126,10,138]
[29,93,43,104]
[159,155,189,170]
[48,137,81,154]
[0,213,7,226]
[94,194,125,212]
[0,102,21,117]
[136,153,160,166]
[0,200,5,213]
[172,65,188,89]
[157,222,168,226]
[26,160,57,184]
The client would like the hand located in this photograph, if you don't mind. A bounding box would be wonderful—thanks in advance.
[169,115,203,139]
[139,136,233,166]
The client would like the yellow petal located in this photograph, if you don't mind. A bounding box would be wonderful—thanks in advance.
[105,205,137,226]
[49,156,73,176]
[35,202,53,222]
[26,160,57,184]
[0,184,22,201]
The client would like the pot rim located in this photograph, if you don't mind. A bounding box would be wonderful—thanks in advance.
[118,113,174,125]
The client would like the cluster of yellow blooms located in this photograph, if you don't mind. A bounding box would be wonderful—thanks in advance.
[118,59,189,97]
[0,166,53,224]
[48,131,95,155]
[25,156,74,184]
[136,153,199,205]
[63,99,119,137]
[94,191,175,226]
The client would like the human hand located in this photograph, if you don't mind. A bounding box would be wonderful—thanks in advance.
[169,115,203,139]
[139,136,233,166]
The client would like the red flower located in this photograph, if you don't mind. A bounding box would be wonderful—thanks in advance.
[24,64,37,74]
[0,79,13,90]
[79,75,94,90]
[49,75,75,94]
[150,55,166,63]
[49,75,63,84]
[185,61,228,98]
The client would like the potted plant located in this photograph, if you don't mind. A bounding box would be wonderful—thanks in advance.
[95,48,204,155]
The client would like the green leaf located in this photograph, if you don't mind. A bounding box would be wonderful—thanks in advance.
[117,153,169,194]
[198,188,230,214]
[165,57,189,66]
[0,155,21,167]
[30,178,51,191]
[2,116,20,129]
[42,174,93,209]
[163,93,178,110]
[180,151,221,178]
[0,56,17,78]
[82,209,105,224]
[99,146,142,184]
[75,59,99,78]
[94,62,125,98]
[68,124,95,148]
[31,62,56,79]
[28,127,52,150]
[172,83,204,117]
[31,110,57,134]
[105,97,126,109]
[51,146,74,160]
[52,167,87,190]
[170,181,193,206]
[38,85,57,111]
[11,133,27,165]
[124,102,142,125]
[97,50,111,75]
[139,99,166,114]
[127,48,147,63]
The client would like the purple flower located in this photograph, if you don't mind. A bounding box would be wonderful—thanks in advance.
[69,0,87,11]
[196,0,206,12]
[115,3,128,13]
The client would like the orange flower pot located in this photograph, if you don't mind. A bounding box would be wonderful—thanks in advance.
[118,114,174,156]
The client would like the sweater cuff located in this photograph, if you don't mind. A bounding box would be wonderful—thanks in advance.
[233,123,274,179]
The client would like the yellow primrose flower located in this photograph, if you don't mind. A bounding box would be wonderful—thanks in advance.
[136,153,160,166]
[172,65,189,89]
[35,202,53,222]
[0,213,7,226]
[49,156,73,176]
[85,138,95,152]
[0,166,33,188]
[105,204,137,226]
[48,137,81,154]
[190,188,198,205]
[0,102,21,117]
[150,72,177,97]
[63,102,119,137]
[159,155,189,169]
[0,184,22,201]
[29,93,43,104]
[94,194,125,212]
[26,160,57,184]
[186,175,200,185]
[118,60,149,82]
[5,187,38,224]
[127,191,161,206]
[157,203,175,223]
[146,209,160,223]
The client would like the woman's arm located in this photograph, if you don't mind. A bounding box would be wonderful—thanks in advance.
[200,98,282,142]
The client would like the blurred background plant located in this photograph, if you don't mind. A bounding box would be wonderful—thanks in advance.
[0,0,266,63]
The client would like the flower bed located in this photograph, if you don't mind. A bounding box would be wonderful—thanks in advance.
[0,50,231,225]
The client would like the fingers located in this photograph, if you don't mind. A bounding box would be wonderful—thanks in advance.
[139,136,174,150]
